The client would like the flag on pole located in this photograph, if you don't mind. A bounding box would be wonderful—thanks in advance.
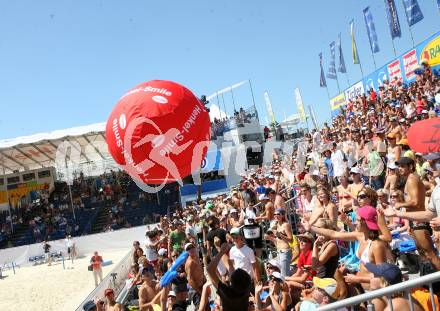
[294,88,306,122]
[263,91,276,124]
[363,7,380,53]
[308,105,319,130]
[337,34,347,73]
[319,53,327,87]
[326,42,337,79]
[349,20,360,64]
[402,0,424,26]
[384,0,402,38]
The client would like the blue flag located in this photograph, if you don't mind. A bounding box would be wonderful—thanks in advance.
[437,0,440,13]
[363,7,380,54]
[326,42,337,79]
[402,0,424,26]
[384,0,401,39]
[337,34,347,73]
[319,53,327,87]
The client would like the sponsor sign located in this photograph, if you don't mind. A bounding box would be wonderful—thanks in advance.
[329,93,346,111]
[419,35,440,67]
[344,81,364,102]
[387,59,403,82]
[403,49,418,81]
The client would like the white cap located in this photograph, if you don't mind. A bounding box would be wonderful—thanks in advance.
[184,243,195,251]
[388,162,397,170]
[230,227,241,235]
[259,194,269,200]
[422,110,428,114]
[168,291,176,297]
[267,259,281,271]
[350,167,361,174]
[230,208,238,214]
[270,271,284,281]
[158,248,167,256]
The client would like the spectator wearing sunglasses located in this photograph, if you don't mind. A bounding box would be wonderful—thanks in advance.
[304,189,392,290]
[255,271,292,310]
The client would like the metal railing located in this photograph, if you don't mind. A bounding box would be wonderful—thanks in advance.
[317,271,440,311]
[75,249,132,311]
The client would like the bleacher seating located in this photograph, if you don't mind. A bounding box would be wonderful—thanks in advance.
[0,170,181,249]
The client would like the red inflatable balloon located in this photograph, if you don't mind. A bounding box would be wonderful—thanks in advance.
[106,80,211,185]
[407,118,440,154]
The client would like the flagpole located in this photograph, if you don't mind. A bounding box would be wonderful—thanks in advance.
[230,86,236,112]
[359,62,365,78]
[221,93,227,118]
[408,26,415,48]
[345,73,350,87]
[216,92,222,120]
[324,87,333,122]
[391,39,397,57]
[248,79,258,119]
[370,51,377,69]
[335,76,341,94]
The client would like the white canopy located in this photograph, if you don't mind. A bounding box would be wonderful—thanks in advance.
[0,123,110,175]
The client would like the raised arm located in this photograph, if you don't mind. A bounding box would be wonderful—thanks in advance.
[310,225,360,242]
[207,243,230,289]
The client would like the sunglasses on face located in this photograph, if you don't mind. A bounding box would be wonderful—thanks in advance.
[390,195,398,199]
[274,213,281,216]
[357,194,368,200]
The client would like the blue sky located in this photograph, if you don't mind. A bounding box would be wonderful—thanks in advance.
[0,0,439,139]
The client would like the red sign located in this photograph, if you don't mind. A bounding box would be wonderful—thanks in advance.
[403,49,418,81]
[387,59,403,82]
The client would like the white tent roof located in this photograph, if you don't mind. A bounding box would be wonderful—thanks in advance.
[0,123,110,174]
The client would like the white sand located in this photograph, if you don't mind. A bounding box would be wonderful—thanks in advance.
[0,249,129,311]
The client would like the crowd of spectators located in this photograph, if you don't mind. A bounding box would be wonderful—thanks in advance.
[0,169,164,247]
[84,62,440,311]
[211,106,259,138]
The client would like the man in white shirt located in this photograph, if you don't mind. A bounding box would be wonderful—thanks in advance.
[330,142,346,180]
[185,216,197,242]
[228,227,260,282]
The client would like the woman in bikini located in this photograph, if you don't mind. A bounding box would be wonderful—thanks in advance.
[304,187,392,290]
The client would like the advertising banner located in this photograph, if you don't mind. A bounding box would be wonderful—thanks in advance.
[344,81,364,102]
[418,34,440,68]
[329,93,346,118]
[364,65,388,91]
[387,59,403,82]
[402,49,418,81]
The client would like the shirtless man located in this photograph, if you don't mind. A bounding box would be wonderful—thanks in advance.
[266,209,293,278]
[184,243,205,309]
[394,157,440,271]
[139,269,160,311]
[256,191,275,224]
[104,288,122,311]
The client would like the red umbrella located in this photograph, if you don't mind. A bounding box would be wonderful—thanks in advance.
[407,117,440,153]
[106,80,211,185]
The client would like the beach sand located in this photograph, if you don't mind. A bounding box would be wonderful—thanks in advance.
[0,249,129,311]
